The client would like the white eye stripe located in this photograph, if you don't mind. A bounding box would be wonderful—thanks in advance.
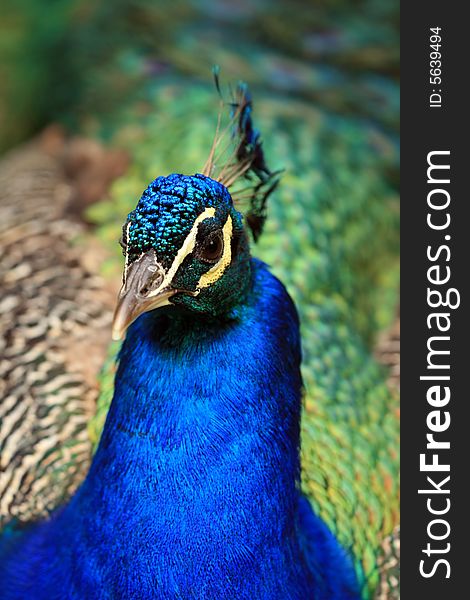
[145,207,216,298]
[123,221,132,282]
[196,215,233,290]
[123,207,233,298]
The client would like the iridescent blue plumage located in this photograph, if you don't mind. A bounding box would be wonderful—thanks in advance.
[1,170,360,598]
[0,67,382,596]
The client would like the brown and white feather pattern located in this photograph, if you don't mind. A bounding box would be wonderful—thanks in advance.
[0,140,114,526]
[375,309,400,392]
[374,526,400,600]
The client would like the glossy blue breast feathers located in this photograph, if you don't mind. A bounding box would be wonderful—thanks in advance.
[0,260,359,599]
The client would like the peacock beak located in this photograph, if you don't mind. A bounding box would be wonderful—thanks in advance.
[111,250,177,341]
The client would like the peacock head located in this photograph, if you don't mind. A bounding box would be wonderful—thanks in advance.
[111,173,251,340]
[112,76,281,340]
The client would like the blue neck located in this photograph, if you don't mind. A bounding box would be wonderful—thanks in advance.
[86,259,308,596]
[1,260,359,599]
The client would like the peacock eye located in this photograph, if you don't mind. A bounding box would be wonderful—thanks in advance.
[198,231,224,264]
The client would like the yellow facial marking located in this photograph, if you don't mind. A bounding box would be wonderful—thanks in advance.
[197,215,233,290]
[146,207,216,298]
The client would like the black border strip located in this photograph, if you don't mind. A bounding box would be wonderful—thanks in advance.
[401,3,468,596]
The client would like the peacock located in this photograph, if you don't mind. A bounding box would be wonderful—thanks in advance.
[0,79,399,599]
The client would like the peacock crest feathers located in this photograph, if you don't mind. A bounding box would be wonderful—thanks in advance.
[202,67,282,242]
